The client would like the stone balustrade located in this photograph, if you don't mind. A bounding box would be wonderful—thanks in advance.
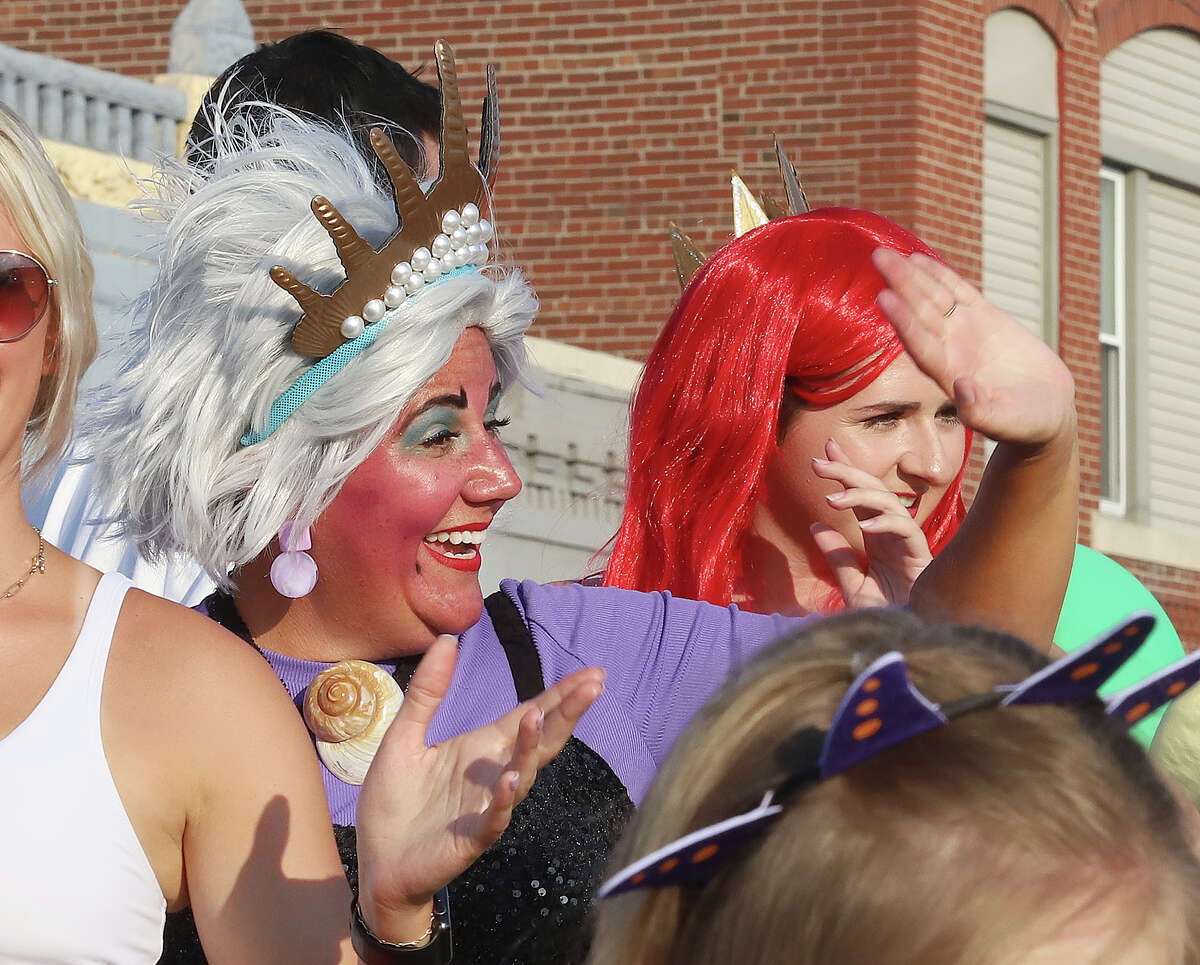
[0,42,186,161]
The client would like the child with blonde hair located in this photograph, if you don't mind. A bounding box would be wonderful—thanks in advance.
[591,609,1200,965]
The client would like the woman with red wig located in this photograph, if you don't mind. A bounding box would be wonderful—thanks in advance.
[605,201,1077,646]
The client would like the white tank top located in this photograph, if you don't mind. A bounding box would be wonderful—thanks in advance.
[0,572,166,963]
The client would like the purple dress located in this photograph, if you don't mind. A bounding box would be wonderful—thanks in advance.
[254,578,807,821]
[160,578,809,965]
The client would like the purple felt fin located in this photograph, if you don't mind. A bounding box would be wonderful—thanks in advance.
[1001,612,1155,707]
[596,794,783,899]
[819,652,946,779]
[1106,648,1200,727]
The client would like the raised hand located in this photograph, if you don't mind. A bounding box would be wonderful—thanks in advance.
[872,248,1075,447]
[354,635,605,941]
[811,438,933,608]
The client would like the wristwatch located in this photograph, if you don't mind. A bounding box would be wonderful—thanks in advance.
[350,888,452,963]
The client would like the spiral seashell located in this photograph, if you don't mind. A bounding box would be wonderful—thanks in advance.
[303,660,403,785]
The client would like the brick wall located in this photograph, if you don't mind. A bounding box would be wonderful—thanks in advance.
[6,0,1200,644]
[1,0,989,356]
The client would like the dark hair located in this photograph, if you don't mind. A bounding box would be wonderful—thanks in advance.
[186,30,441,181]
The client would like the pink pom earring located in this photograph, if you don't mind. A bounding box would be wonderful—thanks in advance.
[270,521,318,598]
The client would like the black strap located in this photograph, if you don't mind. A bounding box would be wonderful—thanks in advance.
[484,589,546,702]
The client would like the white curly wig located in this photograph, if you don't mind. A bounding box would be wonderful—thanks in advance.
[85,107,534,587]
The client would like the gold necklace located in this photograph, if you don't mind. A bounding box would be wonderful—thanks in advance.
[3,529,46,599]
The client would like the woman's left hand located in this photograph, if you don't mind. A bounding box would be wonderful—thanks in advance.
[811,438,933,608]
[872,248,1075,447]
[354,634,605,942]
[872,247,1079,650]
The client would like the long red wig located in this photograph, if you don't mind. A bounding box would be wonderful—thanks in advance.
[603,208,971,609]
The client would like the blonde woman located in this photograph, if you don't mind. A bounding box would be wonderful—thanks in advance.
[0,102,601,964]
[590,610,1200,964]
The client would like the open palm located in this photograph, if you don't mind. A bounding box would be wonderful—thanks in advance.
[873,249,1075,446]
[355,634,604,926]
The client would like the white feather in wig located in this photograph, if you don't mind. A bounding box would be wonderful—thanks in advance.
[83,106,534,587]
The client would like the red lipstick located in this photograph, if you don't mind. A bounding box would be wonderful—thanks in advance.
[423,521,489,573]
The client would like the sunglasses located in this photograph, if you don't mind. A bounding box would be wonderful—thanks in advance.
[0,250,57,343]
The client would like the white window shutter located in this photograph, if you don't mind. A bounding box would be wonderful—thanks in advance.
[982,121,1049,341]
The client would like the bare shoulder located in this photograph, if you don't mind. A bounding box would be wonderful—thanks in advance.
[105,587,317,804]
[111,588,290,705]
[103,589,329,911]
[105,588,304,777]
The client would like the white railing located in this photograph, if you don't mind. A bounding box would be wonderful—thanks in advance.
[0,42,186,161]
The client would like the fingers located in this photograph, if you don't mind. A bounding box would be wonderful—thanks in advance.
[489,667,605,768]
[812,451,890,495]
[506,708,543,802]
[392,634,459,742]
[480,769,522,843]
[905,252,980,307]
[536,672,605,766]
[810,523,879,608]
[872,248,951,320]
[856,513,930,551]
[875,287,940,364]
[826,486,917,522]
[524,666,606,719]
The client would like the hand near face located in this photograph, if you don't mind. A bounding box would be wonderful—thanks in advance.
[810,438,933,608]
[353,635,605,941]
[872,249,1075,447]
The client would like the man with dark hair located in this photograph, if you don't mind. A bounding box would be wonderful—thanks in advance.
[187,30,442,181]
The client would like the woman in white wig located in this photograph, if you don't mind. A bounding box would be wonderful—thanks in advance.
[87,42,1079,965]
[0,99,606,964]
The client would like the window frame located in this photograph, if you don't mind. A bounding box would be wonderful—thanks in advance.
[1098,166,1128,517]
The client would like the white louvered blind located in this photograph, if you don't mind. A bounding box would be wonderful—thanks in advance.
[1145,179,1200,530]
[982,121,1048,341]
[1102,29,1200,171]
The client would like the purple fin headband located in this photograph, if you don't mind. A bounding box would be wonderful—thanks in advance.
[599,612,1199,898]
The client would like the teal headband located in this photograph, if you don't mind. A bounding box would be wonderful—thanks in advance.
[240,264,477,447]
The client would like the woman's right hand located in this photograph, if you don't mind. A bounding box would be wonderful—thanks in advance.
[810,438,934,608]
[353,635,605,942]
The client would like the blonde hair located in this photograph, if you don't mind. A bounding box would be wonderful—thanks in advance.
[590,611,1200,965]
[0,103,97,488]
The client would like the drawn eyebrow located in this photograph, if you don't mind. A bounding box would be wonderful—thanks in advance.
[488,381,502,403]
[851,401,920,417]
[412,387,469,415]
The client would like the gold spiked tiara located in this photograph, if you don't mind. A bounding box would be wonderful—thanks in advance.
[670,137,810,289]
[271,39,501,358]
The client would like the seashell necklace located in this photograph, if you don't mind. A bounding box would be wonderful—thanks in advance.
[3,528,46,600]
[201,591,417,786]
[303,659,405,785]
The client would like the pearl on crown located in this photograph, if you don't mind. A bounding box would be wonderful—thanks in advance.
[362,299,386,323]
[342,205,493,344]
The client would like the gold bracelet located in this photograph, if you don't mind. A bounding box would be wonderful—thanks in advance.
[353,900,434,949]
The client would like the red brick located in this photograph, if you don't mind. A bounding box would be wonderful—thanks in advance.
[6,0,1200,641]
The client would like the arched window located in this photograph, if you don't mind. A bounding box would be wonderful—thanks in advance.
[982,9,1058,344]
[1100,28,1200,527]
